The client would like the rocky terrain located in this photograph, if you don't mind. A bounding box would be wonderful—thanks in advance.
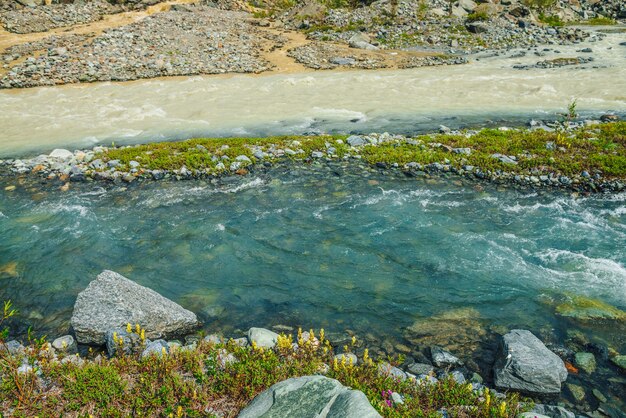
[2,269,625,416]
[0,0,623,88]
[0,5,278,88]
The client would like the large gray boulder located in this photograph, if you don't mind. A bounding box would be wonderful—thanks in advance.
[493,330,567,395]
[237,375,381,418]
[71,270,199,345]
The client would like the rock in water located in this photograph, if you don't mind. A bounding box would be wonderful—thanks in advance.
[71,270,199,345]
[237,375,381,418]
[493,329,567,395]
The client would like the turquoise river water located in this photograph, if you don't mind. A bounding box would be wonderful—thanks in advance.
[0,163,625,410]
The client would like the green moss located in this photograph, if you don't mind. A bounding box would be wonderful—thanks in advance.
[555,293,626,322]
[96,122,626,181]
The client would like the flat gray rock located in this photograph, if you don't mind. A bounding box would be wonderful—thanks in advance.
[237,375,381,418]
[71,270,199,345]
[494,329,567,395]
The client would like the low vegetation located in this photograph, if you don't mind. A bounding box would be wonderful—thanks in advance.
[576,16,617,26]
[538,13,564,27]
[0,306,527,418]
[98,122,626,180]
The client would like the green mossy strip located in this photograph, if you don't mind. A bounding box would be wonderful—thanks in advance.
[99,122,626,180]
[555,293,626,322]
[0,338,526,417]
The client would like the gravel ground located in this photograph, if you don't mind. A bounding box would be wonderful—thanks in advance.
[0,6,273,88]
[0,0,124,34]
[288,40,466,70]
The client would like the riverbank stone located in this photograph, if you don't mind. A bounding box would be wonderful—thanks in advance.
[531,404,575,418]
[407,362,434,375]
[493,329,567,395]
[51,335,77,354]
[378,362,407,380]
[334,352,357,365]
[49,149,74,160]
[71,270,199,345]
[431,346,462,367]
[141,339,169,359]
[237,375,381,418]
[247,327,279,349]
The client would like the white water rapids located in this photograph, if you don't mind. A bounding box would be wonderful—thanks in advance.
[0,27,625,157]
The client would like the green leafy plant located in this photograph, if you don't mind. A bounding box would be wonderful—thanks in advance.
[0,300,17,341]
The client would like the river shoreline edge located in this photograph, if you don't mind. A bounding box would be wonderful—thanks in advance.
[1,118,625,195]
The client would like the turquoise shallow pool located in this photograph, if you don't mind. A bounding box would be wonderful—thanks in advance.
[1,163,625,409]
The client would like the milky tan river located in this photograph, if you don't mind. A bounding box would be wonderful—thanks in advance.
[1,27,625,157]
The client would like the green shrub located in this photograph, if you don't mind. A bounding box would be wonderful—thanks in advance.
[539,13,564,26]
[467,11,489,22]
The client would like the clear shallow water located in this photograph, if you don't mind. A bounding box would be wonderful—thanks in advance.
[1,164,626,407]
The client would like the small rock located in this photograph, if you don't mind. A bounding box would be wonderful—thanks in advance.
[408,363,434,376]
[611,355,626,371]
[378,362,407,380]
[334,353,357,365]
[347,135,366,146]
[574,352,596,374]
[141,339,169,359]
[49,149,73,160]
[52,335,77,354]
[247,327,279,349]
[203,334,222,345]
[431,346,462,367]
[566,383,585,402]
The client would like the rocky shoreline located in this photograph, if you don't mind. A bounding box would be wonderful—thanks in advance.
[2,269,625,417]
[1,118,625,194]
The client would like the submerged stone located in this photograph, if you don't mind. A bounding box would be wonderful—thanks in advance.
[574,352,596,374]
[237,375,381,418]
[71,270,199,345]
[555,294,626,322]
[566,383,586,402]
[611,355,626,371]
[0,261,18,277]
[404,308,486,355]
